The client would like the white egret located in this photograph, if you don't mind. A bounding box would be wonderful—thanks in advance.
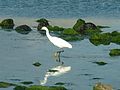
[41,27,72,56]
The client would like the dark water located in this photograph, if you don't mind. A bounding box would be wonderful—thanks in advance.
[0,0,120,18]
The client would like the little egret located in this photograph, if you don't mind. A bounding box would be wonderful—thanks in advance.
[41,27,72,54]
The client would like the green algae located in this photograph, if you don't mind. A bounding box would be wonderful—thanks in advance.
[63,28,78,35]
[14,85,67,90]
[109,49,120,56]
[0,82,16,88]
[48,25,64,31]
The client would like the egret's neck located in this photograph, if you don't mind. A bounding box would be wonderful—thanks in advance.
[45,29,51,39]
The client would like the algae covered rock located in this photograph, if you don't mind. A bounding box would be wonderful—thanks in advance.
[0,19,14,29]
[0,82,16,88]
[15,25,32,34]
[93,82,113,90]
[109,49,120,56]
[14,85,67,90]
[14,85,27,90]
[89,31,120,46]
[89,33,111,46]
[111,31,120,45]
[63,28,78,35]
[73,19,85,34]
[48,25,64,31]
[37,18,49,31]
[73,19,101,35]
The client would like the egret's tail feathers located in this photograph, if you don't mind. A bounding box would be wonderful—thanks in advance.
[68,44,72,48]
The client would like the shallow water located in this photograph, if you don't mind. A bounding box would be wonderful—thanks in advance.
[0,18,120,90]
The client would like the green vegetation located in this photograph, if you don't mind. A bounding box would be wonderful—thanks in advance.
[89,33,111,46]
[61,35,81,41]
[48,25,64,31]
[14,85,67,90]
[0,82,16,88]
[109,49,120,56]
[89,31,120,46]
[63,28,78,35]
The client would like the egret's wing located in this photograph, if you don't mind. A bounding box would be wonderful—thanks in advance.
[50,37,72,48]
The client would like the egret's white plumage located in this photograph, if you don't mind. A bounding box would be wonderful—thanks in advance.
[41,27,72,48]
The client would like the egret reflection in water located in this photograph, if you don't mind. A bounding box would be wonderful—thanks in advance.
[40,65,71,85]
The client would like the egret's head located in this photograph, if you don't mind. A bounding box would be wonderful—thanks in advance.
[41,26,48,31]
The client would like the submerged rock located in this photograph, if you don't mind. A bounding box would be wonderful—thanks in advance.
[109,49,120,56]
[15,25,32,34]
[0,19,14,29]
[21,81,33,85]
[14,85,67,90]
[93,82,113,90]
[93,61,107,66]
[33,62,41,67]
[0,82,16,88]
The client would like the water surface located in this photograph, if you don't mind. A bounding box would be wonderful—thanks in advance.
[0,18,120,90]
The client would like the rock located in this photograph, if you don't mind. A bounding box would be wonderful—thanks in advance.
[84,23,97,30]
[37,18,49,31]
[109,49,120,56]
[14,85,67,90]
[93,82,113,90]
[0,19,14,29]
[15,25,32,34]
